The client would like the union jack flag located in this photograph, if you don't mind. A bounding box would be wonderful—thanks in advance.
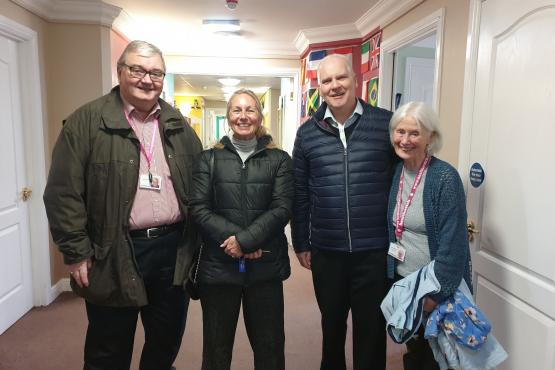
[369,31,381,72]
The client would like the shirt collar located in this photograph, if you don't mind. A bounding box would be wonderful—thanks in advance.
[324,100,363,128]
[121,96,161,122]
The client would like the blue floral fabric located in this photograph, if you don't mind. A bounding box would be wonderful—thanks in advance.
[424,289,491,349]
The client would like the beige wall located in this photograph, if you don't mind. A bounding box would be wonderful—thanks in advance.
[382,0,470,166]
[44,23,110,281]
[1,2,111,284]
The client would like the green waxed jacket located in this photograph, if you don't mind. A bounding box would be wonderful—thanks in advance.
[43,86,203,307]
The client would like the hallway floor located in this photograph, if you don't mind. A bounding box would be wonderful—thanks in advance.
[0,250,405,369]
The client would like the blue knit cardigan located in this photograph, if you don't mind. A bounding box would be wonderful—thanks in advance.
[387,157,472,303]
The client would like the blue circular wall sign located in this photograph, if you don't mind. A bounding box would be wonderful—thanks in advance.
[469,163,485,188]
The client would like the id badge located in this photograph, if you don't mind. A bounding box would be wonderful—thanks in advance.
[388,242,406,262]
[139,173,162,190]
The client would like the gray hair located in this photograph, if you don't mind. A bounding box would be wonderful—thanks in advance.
[116,40,166,73]
[317,54,354,83]
[389,101,443,155]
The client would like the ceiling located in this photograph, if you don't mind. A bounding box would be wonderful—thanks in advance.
[174,74,284,101]
[103,0,379,100]
[104,0,379,58]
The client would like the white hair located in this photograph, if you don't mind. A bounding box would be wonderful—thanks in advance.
[389,101,443,155]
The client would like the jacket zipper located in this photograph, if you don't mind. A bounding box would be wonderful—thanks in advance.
[344,147,353,253]
[225,142,266,228]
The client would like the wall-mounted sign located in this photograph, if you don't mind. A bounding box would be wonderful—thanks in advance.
[470,163,485,188]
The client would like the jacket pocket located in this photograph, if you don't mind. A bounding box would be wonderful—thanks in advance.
[93,241,112,260]
[70,254,115,303]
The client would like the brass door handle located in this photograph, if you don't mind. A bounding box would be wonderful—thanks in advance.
[467,220,480,242]
[21,187,32,201]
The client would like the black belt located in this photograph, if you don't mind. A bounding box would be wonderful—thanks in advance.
[129,223,183,239]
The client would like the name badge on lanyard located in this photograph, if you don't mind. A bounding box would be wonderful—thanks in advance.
[390,156,431,262]
[388,242,406,262]
[125,109,162,191]
[139,173,162,190]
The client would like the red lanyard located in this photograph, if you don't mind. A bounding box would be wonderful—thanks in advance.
[125,109,158,172]
[395,156,431,239]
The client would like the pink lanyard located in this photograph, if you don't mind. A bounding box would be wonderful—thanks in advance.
[395,156,431,239]
[125,110,158,174]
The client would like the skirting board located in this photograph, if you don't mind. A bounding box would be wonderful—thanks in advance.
[47,278,71,305]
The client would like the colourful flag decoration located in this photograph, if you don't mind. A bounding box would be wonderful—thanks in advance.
[368,78,379,107]
[301,91,307,118]
[361,42,370,73]
[331,47,352,68]
[369,31,381,71]
[362,79,369,102]
[307,88,320,114]
[300,57,306,86]
[306,50,327,80]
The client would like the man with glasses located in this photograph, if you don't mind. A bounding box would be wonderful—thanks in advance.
[44,40,202,370]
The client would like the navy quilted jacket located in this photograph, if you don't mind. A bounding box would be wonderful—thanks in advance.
[291,100,396,253]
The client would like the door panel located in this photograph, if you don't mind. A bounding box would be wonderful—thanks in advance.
[475,277,555,370]
[466,1,555,369]
[0,34,33,335]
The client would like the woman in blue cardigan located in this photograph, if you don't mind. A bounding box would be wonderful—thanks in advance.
[387,102,472,370]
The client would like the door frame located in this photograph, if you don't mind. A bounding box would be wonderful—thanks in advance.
[378,8,445,112]
[0,15,53,306]
[458,0,482,183]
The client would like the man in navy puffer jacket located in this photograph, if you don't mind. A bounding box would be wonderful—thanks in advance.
[292,54,397,370]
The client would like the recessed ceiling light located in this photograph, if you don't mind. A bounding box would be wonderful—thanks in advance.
[218,78,241,86]
[202,19,240,33]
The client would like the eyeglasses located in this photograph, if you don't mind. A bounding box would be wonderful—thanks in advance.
[121,64,166,81]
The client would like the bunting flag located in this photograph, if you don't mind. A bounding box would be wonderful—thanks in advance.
[362,79,369,102]
[300,57,307,86]
[300,91,307,118]
[369,31,382,71]
[361,42,370,73]
[306,50,327,80]
[368,78,379,107]
[331,47,352,65]
[307,88,320,114]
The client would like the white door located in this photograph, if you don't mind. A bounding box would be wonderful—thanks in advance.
[465,1,555,369]
[403,57,434,106]
[0,34,33,334]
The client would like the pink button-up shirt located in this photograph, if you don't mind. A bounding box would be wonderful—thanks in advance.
[123,100,183,230]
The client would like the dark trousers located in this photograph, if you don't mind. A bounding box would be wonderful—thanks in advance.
[311,248,388,370]
[200,281,285,370]
[403,326,440,370]
[84,229,189,370]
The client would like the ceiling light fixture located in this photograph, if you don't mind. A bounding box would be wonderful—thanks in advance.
[202,19,240,33]
[218,78,241,86]
[221,86,237,94]
[225,0,238,10]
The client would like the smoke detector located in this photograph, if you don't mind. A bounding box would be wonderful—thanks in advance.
[225,0,238,10]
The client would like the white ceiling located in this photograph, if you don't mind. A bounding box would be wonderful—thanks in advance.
[174,74,284,101]
[103,0,380,100]
[104,0,380,58]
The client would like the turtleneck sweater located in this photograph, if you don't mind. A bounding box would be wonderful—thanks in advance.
[230,135,257,163]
